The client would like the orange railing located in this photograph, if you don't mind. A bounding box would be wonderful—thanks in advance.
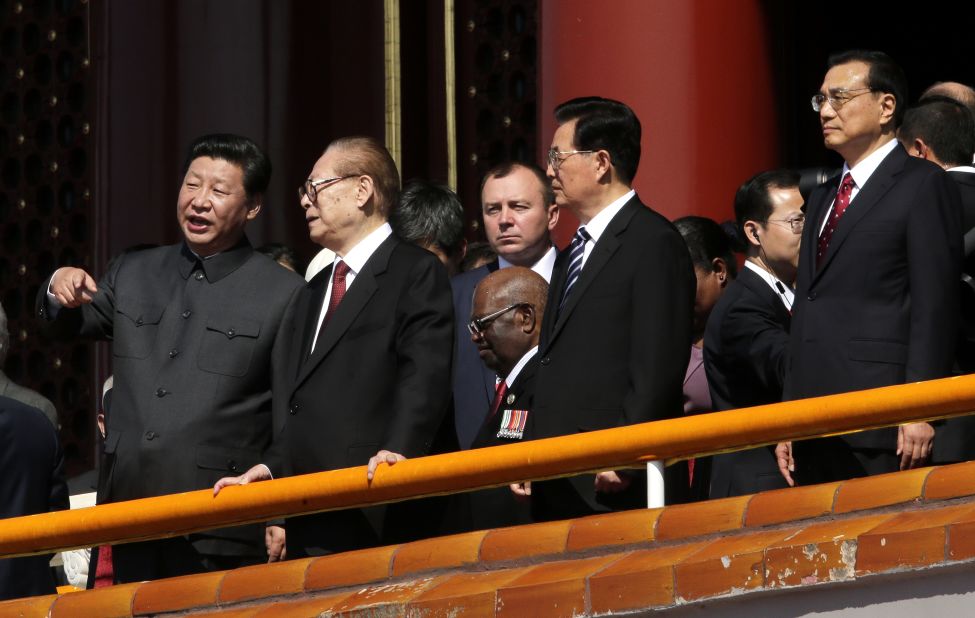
[3,374,975,559]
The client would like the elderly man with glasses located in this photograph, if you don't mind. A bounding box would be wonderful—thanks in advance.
[216,136,454,557]
[779,50,962,486]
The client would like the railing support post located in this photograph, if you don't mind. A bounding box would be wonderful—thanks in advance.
[647,461,665,507]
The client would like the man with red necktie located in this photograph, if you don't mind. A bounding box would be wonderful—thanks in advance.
[216,136,454,557]
[779,50,963,485]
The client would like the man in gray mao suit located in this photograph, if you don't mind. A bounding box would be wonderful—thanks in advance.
[37,134,304,583]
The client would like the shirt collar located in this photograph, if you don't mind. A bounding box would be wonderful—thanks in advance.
[497,244,557,283]
[178,237,253,282]
[843,138,898,190]
[337,223,393,276]
[584,189,635,243]
[505,345,538,388]
[947,165,975,174]
[743,260,794,310]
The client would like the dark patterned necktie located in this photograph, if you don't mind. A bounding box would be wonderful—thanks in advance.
[817,173,855,267]
[558,226,591,313]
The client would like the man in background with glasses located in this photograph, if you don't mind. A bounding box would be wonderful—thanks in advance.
[780,50,962,486]
[705,169,803,498]
[216,136,454,557]
[528,96,695,520]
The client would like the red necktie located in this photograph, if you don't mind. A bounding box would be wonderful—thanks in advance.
[817,173,855,267]
[488,380,508,420]
[323,260,350,327]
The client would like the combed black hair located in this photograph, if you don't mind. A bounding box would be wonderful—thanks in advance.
[182,133,271,198]
[554,97,641,184]
[733,169,801,246]
[827,50,908,127]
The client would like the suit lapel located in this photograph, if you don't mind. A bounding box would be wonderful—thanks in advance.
[545,198,635,349]
[542,249,571,348]
[802,178,837,285]
[814,146,907,282]
[738,267,792,326]
[294,235,395,388]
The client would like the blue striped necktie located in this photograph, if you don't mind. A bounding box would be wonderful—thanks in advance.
[559,226,591,313]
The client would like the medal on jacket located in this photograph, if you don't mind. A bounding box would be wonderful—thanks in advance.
[497,409,528,440]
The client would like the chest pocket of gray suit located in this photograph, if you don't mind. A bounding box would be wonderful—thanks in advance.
[114,297,165,359]
[198,314,262,377]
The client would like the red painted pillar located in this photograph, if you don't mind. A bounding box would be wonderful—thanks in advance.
[539,0,778,247]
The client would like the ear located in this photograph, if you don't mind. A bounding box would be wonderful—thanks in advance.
[245,195,263,221]
[353,175,376,209]
[878,92,897,129]
[518,304,537,334]
[546,203,560,231]
[712,257,729,285]
[593,149,612,182]
[743,221,761,248]
[913,138,931,160]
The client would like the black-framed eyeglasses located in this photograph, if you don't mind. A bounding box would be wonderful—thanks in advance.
[547,148,594,172]
[468,303,528,336]
[298,176,354,205]
[766,214,805,234]
[811,88,874,112]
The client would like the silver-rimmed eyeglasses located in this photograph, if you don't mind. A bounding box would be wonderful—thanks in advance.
[811,88,874,112]
[766,214,805,234]
[468,303,528,336]
[547,148,594,172]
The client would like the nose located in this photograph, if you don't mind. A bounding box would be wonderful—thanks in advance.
[546,161,557,179]
[469,329,484,344]
[300,193,314,210]
[498,206,514,226]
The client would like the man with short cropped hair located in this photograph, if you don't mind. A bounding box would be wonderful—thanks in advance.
[37,133,305,582]
[451,162,558,449]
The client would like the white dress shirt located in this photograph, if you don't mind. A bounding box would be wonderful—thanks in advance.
[744,259,795,311]
[819,138,899,235]
[498,245,558,283]
[310,223,392,352]
[579,189,635,268]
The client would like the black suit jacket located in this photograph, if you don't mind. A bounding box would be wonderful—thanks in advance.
[703,266,792,497]
[0,397,68,600]
[271,234,454,556]
[450,261,500,449]
[936,169,975,463]
[531,196,695,518]
[36,240,304,557]
[785,145,962,455]
[468,355,538,530]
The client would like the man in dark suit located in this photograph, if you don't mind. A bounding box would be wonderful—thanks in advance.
[451,162,558,449]
[0,302,58,429]
[898,94,975,463]
[37,134,304,581]
[215,136,454,557]
[466,267,547,529]
[781,51,962,485]
[705,170,803,497]
[0,396,68,600]
[530,97,695,519]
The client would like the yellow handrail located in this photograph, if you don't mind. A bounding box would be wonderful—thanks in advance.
[3,374,975,559]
